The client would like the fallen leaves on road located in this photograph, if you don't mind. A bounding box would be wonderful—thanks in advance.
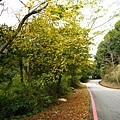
[28,86,90,120]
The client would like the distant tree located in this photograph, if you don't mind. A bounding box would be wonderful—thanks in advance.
[96,20,120,85]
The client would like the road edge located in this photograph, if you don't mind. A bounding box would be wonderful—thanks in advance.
[86,85,98,120]
[99,81,120,90]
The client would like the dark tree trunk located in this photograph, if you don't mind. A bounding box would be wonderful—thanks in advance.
[27,61,31,83]
[19,57,23,82]
[57,74,62,94]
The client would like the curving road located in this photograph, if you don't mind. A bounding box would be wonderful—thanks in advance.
[87,79,120,120]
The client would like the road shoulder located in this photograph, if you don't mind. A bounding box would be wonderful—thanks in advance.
[99,81,120,89]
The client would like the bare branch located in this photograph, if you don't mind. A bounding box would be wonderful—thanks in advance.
[0,0,5,16]
[92,15,115,30]
[30,0,48,12]
[18,0,26,6]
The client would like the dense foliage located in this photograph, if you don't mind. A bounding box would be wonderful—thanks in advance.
[0,0,109,119]
[95,20,120,84]
[0,9,92,120]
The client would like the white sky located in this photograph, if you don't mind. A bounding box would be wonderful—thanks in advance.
[0,0,120,55]
[0,0,29,26]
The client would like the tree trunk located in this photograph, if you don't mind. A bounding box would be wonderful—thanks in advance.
[27,61,31,83]
[111,53,120,85]
[19,57,23,82]
[71,75,76,87]
[57,74,62,94]
[71,78,74,87]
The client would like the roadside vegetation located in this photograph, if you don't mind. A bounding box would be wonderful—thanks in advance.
[0,1,93,119]
[95,20,120,88]
[28,86,90,120]
[0,0,119,119]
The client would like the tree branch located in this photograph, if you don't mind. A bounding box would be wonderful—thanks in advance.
[0,0,5,16]
[18,0,26,6]
[0,1,48,53]
[92,16,115,30]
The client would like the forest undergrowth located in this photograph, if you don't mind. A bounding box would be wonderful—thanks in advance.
[28,86,90,120]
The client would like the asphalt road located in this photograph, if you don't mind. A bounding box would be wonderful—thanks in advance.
[87,79,120,120]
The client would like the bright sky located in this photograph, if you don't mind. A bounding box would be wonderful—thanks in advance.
[0,0,29,26]
[0,0,120,55]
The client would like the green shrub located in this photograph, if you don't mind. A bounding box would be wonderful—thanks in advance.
[0,80,58,119]
[0,95,34,119]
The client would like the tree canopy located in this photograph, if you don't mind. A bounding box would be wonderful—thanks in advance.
[95,20,120,84]
[96,20,120,67]
[0,0,120,119]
